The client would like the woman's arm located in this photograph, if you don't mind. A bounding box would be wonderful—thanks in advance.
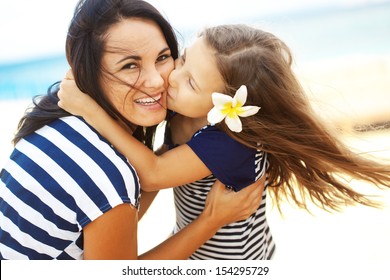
[83,178,264,260]
[138,190,159,220]
[83,203,139,260]
[59,76,210,191]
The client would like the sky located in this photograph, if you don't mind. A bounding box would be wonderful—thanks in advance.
[0,0,386,64]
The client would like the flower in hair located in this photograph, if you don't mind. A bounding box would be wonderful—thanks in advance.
[207,85,260,132]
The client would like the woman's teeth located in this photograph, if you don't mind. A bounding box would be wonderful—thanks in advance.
[135,95,161,105]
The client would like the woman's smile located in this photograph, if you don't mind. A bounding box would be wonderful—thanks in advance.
[134,92,165,108]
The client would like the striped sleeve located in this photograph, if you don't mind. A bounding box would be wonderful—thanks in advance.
[0,116,140,259]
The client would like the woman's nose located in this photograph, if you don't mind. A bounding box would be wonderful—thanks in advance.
[143,67,164,89]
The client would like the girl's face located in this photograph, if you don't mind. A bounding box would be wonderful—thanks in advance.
[101,18,174,127]
[167,37,225,119]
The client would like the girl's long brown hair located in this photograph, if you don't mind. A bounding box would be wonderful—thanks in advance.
[203,24,390,211]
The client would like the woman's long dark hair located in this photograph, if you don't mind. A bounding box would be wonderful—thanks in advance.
[13,0,179,149]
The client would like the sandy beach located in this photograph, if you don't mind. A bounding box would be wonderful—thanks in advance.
[0,55,389,261]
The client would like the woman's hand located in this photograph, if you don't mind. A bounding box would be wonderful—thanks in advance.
[58,69,100,118]
[203,176,265,227]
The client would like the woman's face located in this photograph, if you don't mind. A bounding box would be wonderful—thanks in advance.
[101,18,174,128]
[167,36,225,119]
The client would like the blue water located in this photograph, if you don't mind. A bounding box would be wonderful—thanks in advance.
[258,2,390,62]
[0,55,68,100]
[1,2,389,100]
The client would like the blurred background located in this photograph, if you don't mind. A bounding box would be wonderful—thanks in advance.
[0,0,389,261]
[1,0,389,129]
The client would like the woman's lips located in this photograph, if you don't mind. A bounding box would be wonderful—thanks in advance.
[134,93,162,105]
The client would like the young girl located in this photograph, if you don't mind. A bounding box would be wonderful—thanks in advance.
[58,24,390,259]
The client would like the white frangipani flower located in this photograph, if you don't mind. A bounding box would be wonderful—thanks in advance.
[207,85,260,132]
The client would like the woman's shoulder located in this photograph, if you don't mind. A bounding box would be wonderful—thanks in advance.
[7,115,140,232]
[36,116,112,147]
[14,115,140,207]
[22,116,133,173]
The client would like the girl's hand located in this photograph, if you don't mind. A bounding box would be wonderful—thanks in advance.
[58,69,100,118]
[203,176,265,227]
[139,177,266,260]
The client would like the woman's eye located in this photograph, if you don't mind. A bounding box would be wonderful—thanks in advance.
[157,53,171,62]
[122,63,137,70]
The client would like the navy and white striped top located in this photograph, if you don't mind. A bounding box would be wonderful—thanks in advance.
[173,125,275,259]
[0,116,140,260]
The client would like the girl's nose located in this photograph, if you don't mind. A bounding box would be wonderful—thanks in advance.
[168,67,177,87]
[168,58,181,86]
[174,57,181,68]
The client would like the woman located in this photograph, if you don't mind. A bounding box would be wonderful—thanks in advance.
[0,0,263,260]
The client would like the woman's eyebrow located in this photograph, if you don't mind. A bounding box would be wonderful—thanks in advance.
[159,47,171,55]
[116,47,171,65]
[116,55,140,65]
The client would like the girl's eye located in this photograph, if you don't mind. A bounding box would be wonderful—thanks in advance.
[189,79,195,90]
